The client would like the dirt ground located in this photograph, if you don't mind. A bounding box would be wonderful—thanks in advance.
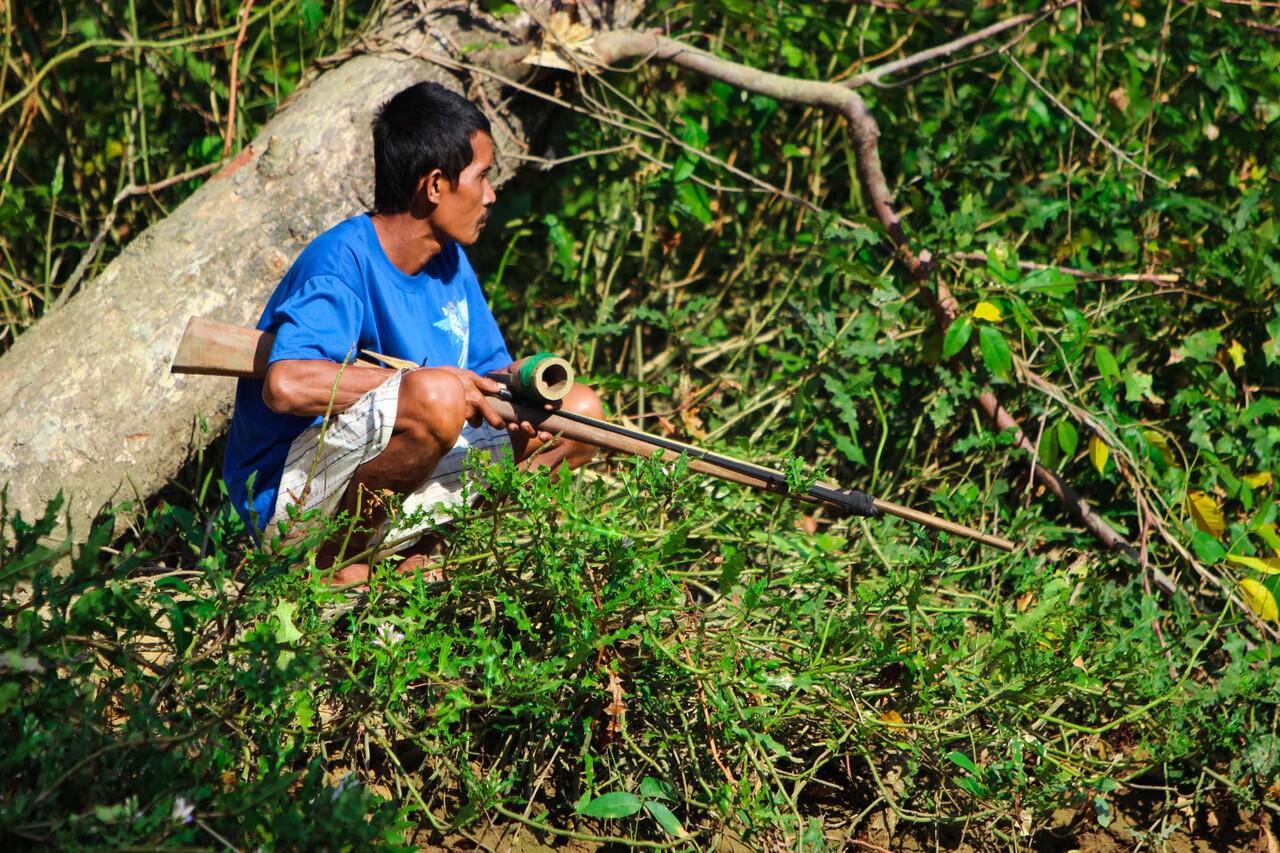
[411,793,1276,851]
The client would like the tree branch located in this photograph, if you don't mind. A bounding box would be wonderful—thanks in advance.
[844,1,1079,88]
[949,251,1181,285]
[1006,53,1170,186]
[593,31,924,276]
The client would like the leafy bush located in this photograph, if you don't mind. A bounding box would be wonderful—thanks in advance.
[5,445,1280,847]
[4,0,1280,847]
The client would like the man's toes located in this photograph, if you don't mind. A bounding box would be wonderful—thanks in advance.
[326,562,370,586]
[398,554,446,582]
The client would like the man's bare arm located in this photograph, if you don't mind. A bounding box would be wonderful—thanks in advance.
[263,359,395,417]
[262,359,550,440]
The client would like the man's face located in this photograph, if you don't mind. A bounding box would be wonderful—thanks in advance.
[426,131,496,245]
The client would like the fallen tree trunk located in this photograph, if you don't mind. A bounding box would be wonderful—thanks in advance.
[0,3,569,539]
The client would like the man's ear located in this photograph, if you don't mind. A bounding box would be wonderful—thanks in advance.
[420,169,445,204]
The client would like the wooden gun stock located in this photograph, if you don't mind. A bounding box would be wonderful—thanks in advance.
[172,316,277,378]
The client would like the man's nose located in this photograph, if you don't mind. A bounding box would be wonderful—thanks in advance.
[483,180,496,206]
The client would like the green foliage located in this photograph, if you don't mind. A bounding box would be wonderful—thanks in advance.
[5,451,1280,848]
[5,0,1280,846]
[0,0,368,346]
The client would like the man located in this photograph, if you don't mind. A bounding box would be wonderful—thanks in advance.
[223,82,602,584]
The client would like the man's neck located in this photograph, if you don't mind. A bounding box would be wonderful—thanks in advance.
[370,211,443,276]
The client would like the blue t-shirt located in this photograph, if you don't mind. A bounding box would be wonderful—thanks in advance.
[223,213,512,530]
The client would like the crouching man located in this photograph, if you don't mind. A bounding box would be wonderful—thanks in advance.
[223,82,602,584]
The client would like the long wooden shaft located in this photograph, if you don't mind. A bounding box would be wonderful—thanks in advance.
[170,316,1015,551]
[489,397,1013,552]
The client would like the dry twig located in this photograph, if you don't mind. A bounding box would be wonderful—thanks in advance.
[224,0,258,158]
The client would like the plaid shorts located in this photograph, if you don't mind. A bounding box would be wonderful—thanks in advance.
[268,369,511,554]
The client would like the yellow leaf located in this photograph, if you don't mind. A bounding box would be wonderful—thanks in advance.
[1187,490,1226,538]
[973,301,1003,323]
[879,709,906,728]
[520,11,599,70]
[1239,578,1278,622]
[1143,429,1176,466]
[1088,435,1109,475]
[1227,340,1245,369]
[1226,554,1280,574]
[1254,522,1280,554]
[1244,471,1272,489]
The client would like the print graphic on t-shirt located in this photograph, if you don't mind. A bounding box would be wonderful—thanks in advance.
[434,297,470,366]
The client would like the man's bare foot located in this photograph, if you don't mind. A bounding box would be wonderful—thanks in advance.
[325,562,370,587]
[317,554,444,588]
[398,553,446,583]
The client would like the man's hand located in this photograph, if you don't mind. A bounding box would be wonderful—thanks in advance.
[434,367,553,441]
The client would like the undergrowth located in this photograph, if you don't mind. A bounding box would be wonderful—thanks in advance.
[3,447,1278,848]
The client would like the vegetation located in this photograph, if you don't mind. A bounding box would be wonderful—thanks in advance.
[4,0,1280,848]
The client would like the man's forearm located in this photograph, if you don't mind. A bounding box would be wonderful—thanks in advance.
[263,359,396,417]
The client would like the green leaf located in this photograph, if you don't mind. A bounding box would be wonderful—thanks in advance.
[757,732,791,757]
[73,17,102,39]
[578,792,643,819]
[1094,796,1113,828]
[984,242,1020,283]
[1191,530,1228,563]
[978,325,1012,379]
[679,116,708,149]
[676,181,713,225]
[671,157,695,183]
[946,750,981,775]
[273,601,303,645]
[639,777,677,802]
[643,800,687,837]
[50,158,64,198]
[1255,521,1280,552]
[1057,420,1079,458]
[1179,329,1223,362]
[1016,268,1076,297]
[1038,421,1061,470]
[0,682,19,715]
[942,316,973,359]
[1265,311,1280,365]
[780,41,805,68]
[1095,346,1120,385]
[299,0,324,32]
[1123,371,1155,404]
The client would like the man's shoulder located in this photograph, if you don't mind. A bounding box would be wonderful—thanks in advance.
[290,215,375,281]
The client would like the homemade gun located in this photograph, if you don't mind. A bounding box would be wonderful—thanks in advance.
[171,316,1014,551]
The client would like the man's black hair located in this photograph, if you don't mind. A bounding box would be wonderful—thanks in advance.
[372,82,492,214]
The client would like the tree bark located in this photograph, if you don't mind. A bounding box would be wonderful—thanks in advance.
[0,3,562,539]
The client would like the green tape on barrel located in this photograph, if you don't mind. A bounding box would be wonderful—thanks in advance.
[517,352,557,396]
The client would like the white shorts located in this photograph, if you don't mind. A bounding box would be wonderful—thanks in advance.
[267,369,511,555]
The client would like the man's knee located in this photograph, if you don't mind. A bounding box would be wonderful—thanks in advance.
[562,383,605,420]
[560,384,603,466]
[397,369,468,449]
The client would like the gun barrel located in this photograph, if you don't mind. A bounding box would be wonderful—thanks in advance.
[487,397,1015,552]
